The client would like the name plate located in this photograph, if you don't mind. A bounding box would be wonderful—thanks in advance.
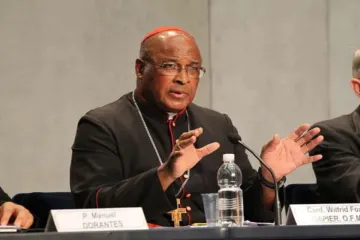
[45,208,148,232]
[286,204,360,225]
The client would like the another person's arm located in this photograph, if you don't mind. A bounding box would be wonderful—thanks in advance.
[0,187,33,228]
[311,124,360,202]
[0,187,11,205]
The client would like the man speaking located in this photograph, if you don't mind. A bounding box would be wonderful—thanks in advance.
[70,26,323,226]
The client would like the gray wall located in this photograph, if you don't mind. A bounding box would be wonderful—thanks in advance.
[329,0,360,117]
[210,0,329,184]
[0,0,359,196]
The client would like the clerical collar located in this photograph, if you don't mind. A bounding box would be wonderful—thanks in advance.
[128,91,188,123]
[167,112,177,120]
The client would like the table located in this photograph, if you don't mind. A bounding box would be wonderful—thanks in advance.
[229,225,360,239]
[1,225,360,239]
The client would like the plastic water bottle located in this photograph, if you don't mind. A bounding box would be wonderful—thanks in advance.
[217,153,244,227]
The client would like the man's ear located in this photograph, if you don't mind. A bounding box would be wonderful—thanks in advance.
[350,78,360,98]
[135,58,144,79]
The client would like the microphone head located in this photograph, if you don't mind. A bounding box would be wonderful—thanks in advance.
[228,132,242,143]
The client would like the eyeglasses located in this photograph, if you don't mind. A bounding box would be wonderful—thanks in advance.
[140,58,206,79]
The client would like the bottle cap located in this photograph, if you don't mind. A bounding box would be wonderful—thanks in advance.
[223,153,235,162]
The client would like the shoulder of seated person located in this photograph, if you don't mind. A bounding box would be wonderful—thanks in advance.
[311,114,351,133]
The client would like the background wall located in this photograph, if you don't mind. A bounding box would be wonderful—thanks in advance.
[0,0,359,196]
[328,0,360,117]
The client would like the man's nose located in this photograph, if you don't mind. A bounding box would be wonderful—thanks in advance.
[174,69,189,85]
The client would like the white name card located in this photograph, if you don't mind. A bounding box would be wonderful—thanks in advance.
[45,208,148,232]
[286,204,360,226]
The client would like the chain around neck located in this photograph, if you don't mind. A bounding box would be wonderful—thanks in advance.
[131,91,191,197]
[131,91,190,165]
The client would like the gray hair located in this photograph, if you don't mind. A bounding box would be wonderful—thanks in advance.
[352,49,360,78]
[139,42,152,61]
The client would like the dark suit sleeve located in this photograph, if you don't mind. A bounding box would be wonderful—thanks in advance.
[223,114,281,222]
[0,187,11,205]
[311,123,360,202]
[70,115,173,221]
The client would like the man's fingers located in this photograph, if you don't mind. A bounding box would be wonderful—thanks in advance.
[197,142,220,159]
[176,136,196,150]
[178,128,203,140]
[14,209,32,228]
[288,123,310,140]
[264,134,281,151]
[24,215,34,229]
[301,135,324,154]
[0,203,33,229]
[169,150,183,160]
[0,205,13,226]
[296,127,321,147]
[303,154,323,164]
[13,211,26,228]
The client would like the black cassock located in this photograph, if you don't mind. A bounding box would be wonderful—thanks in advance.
[70,92,277,226]
[0,187,11,205]
[311,105,360,203]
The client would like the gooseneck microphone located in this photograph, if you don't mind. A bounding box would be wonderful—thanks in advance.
[228,132,282,226]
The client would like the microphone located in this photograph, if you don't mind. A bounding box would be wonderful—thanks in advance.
[228,132,282,226]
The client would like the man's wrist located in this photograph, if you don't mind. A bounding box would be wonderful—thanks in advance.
[157,165,176,191]
[259,167,286,189]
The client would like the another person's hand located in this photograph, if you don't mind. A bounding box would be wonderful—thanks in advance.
[158,127,220,190]
[0,202,34,229]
